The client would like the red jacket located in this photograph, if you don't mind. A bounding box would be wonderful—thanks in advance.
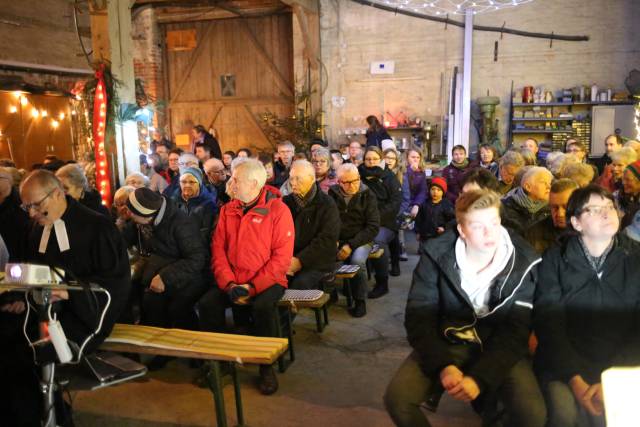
[212,187,294,296]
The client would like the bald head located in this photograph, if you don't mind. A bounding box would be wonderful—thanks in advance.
[289,160,316,197]
[19,170,67,225]
[204,157,226,184]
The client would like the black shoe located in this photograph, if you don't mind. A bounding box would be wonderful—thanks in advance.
[146,355,172,371]
[349,300,366,318]
[390,262,401,277]
[258,365,279,395]
[328,288,339,305]
[368,283,389,299]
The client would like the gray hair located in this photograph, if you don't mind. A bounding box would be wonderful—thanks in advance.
[560,163,595,184]
[55,163,89,191]
[548,153,579,177]
[178,152,199,172]
[277,140,295,150]
[234,158,267,188]
[125,171,149,187]
[336,163,359,179]
[203,157,224,173]
[290,159,316,179]
[522,166,553,187]
[610,146,638,164]
[499,150,525,168]
[313,147,332,165]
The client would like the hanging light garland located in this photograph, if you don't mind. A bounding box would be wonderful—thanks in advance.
[93,66,112,208]
[372,0,533,15]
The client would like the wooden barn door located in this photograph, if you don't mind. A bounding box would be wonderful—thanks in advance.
[164,13,294,153]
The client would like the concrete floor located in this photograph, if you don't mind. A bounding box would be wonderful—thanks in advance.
[72,235,480,427]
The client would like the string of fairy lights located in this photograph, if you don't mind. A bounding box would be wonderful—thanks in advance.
[372,0,534,15]
[4,90,73,131]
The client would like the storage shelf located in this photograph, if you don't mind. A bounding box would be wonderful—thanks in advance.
[387,127,424,131]
[512,117,574,122]
[512,101,634,107]
[512,129,572,134]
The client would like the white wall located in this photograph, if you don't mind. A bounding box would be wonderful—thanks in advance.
[320,0,640,149]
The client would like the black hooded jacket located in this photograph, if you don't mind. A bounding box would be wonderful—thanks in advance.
[405,228,540,391]
[358,164,402,231]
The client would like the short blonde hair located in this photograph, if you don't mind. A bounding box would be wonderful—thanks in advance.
[560,162,595,186]
[455,189,501,224]
[610,146,637,165]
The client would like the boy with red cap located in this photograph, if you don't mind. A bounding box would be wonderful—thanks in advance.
[414,177,455,242]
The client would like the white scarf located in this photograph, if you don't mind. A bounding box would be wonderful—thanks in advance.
[455,226,514,316]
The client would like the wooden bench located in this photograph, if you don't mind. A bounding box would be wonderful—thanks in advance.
[99,323,288,427]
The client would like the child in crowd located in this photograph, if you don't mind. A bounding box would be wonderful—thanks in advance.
[414,177,455,242]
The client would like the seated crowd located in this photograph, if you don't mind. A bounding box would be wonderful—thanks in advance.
[2,123,640,427]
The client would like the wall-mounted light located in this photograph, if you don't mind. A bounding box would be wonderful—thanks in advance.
[41,110,48,118]
[59,112,65,120]
[20,97,28,107]
[51,120,59,129]
[9,106,17,114]
[31,109,39,118]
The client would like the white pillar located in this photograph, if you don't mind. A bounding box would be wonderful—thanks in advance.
[108,0,139,182]
[460,9,473,153]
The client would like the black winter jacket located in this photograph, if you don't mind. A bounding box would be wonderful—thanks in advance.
[405,228,540,391]
[534,234,640,384]
[283,186,341,272]
[171,187,218,250]
[358,165,402,231]
[414,197,455,240]
[0,188,29,262]
[122,197,207,292]
[328,184,380,250]
[501,195,550,237]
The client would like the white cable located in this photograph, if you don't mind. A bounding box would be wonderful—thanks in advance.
[22,289,37,365]
[70,286,111,364]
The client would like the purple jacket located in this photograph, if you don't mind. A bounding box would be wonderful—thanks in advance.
[442,162,472,204]
[400,168,428,213]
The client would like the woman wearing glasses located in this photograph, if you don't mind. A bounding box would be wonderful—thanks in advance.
[534,185,640,427]
[311,147,337,193]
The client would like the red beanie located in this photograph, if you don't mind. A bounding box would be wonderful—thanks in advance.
[430,176,448,194]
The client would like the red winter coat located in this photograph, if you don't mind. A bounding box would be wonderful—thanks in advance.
[212,187,294,296]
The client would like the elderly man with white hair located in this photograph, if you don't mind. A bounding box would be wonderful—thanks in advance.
[328,163,380,318]
[282,160,340,290]
[198,158,294,395]
[501,166,553,236]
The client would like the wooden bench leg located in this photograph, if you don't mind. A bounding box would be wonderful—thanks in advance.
[314,308,323,333]
[275,308,290,373]
[230,363,246,427]
[323,304,329,327]
[344,278,353,308]
[207,361,228,427]
[285,308,295,363]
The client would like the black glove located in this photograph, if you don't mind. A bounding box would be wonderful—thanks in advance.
[229,285,250,302]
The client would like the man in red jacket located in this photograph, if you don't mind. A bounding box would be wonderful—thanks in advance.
[198,158,294,395]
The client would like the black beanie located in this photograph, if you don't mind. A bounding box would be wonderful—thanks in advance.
[127,187,163,217]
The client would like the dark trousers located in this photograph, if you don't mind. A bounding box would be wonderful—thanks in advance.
[389,234,401,264]
[141,281,206,330]
[385,350,546,427]
[288,269,326,290]
[370,227,396,279]
[198,285,285,338]
[543,379,605,427]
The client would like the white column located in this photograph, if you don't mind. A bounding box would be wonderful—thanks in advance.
[460,8,473,153]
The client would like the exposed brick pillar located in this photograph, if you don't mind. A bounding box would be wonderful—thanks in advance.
[132,6,165,131]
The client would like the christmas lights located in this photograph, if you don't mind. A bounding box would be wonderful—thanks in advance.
[93,67,112,207]
[372,0,533,15]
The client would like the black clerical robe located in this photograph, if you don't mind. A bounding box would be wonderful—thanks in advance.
[27,197,131,353]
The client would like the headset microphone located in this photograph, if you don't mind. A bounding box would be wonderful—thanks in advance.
[43,211,49,217]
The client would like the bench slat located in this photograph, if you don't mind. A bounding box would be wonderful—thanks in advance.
[102,324,288,365]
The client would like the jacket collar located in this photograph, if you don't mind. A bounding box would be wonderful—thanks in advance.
[225,187,276,217]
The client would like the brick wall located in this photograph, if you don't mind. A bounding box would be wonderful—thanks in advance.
[320,0,640,148]
[132,7,165,130]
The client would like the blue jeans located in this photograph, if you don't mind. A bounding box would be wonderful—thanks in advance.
[371,227,396,279]
[346,243,372,300]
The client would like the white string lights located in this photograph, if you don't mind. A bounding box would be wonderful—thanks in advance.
[376,0,534,16]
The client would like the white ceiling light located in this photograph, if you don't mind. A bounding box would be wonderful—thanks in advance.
[369,0,534,16]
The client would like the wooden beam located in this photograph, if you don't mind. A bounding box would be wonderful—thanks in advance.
[280,0,318,14]
[208,105,224,130]
[169,21,216,105]
[170,96,292,108]
[238,19,294,98]
[291,3,319,70]
[243,104,272,145]
[156,5,289,24]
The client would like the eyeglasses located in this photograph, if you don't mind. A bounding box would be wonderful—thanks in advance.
[581,204,617,218]
[21,188,56,212]
[207,169,226,175]
[339,178,360,186]
[311,160,328,165]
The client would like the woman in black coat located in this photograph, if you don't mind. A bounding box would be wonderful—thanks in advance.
[365,115,391,149]
[358,146,402,298]
[534,185,640,427]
